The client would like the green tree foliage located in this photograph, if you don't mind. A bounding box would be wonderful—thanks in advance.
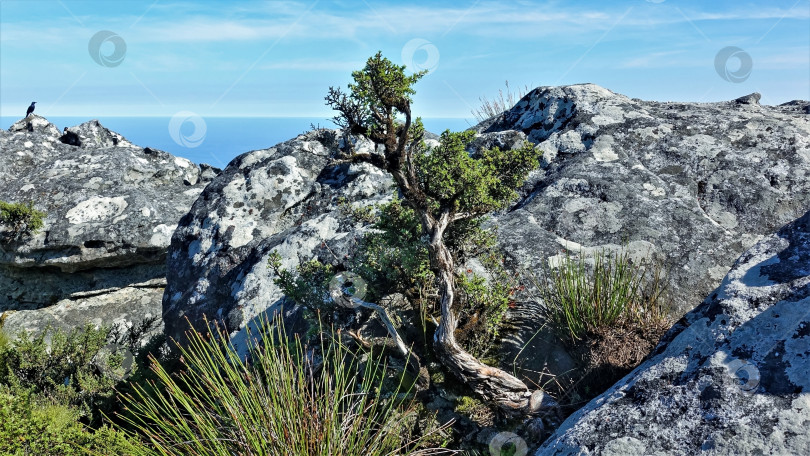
[326,52,542,414]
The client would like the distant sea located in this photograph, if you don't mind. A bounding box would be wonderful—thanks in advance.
[1,116,473,168]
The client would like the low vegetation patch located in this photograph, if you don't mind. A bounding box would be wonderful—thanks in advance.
[0,200,45,241]
[0,323,150,455]
[470,80,531,123]
[526,249,672,410]
[118,317,452,455]
[540,249,668,342]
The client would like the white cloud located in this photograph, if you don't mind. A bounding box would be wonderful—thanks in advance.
[3,2,808,45]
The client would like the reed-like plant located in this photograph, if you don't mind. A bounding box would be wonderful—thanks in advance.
[117,317,452,456]
[536,249,667,341]
[470,81,531,123]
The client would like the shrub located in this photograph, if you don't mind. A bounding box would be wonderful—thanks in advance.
[0,200,45,240]
[0,390,143,456]
[0,324,120,425]
[118,318,452,455]
[327,53,541,413]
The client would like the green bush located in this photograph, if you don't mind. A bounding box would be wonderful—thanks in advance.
[537,249,668,341]
[0,200,45,240]
[118,318,451,455]
[0,390,143,456]
[0,324,120,425]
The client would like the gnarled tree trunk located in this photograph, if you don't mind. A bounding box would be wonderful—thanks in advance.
[423,211,541,415]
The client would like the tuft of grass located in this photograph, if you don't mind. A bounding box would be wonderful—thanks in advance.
[470,81,531,123]
[118,317,454,456]
[536,249,668,342]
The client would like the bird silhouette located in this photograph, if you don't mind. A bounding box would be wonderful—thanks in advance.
[26,102,36,117]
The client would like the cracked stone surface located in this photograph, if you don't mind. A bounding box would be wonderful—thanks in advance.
[0,115,218,338]
[483,84,810,316]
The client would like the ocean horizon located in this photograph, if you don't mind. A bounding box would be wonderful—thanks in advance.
[1,116,474,168]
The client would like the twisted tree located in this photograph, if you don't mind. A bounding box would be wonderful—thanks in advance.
[326,53,547,415]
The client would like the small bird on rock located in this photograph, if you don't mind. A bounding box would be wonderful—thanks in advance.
[26,102,36,117]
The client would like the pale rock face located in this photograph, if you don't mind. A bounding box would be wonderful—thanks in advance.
[0,115,219,339]
[536,210,810,455]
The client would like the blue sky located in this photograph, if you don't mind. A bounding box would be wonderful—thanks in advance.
[1,0,808,119]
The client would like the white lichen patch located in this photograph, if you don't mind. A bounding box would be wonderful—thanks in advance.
[23,141,33,148]
[708,265,729,281]
[84,176,104,190]
[592,104,626,126]
[591,135,619,162]
[66,196,128,224]
[642,182,666,197]
[238,149,274,169]
[150,224,176,246]
[174,157,192,168]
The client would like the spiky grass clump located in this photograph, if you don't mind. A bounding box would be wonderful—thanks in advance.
[118,318,452,456]
[539,249,668,342]
[470,81,531,123]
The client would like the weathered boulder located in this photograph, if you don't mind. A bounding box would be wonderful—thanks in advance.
[0,115,217,338]
[162,129,396,343]
[536,209,810,455]
[484,84,810,316]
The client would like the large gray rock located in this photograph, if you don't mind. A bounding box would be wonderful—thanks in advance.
[486,84,810,316]
[162,129,396,343]
[536,209,810,455]
[0,115,217,338]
